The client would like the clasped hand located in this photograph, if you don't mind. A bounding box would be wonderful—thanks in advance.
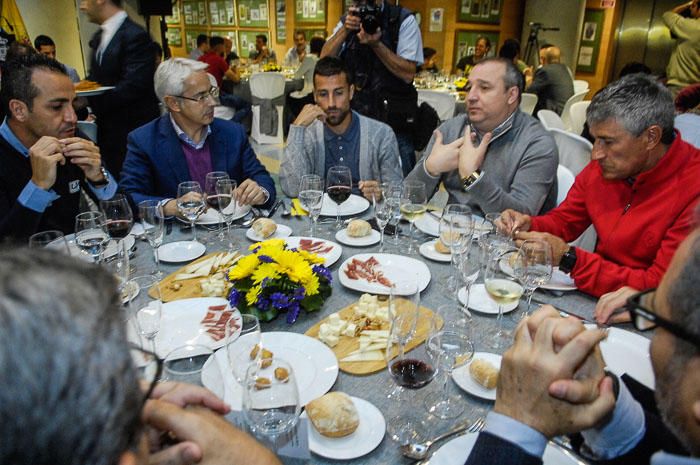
[424,127,491,178]
[29,135,103,190]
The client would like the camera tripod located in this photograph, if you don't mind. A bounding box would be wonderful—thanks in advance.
[523,22,560,68]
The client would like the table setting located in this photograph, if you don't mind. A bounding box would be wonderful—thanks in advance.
[29,172,656,464]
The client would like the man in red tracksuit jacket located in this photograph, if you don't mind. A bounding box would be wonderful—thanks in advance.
[500,73,700,298]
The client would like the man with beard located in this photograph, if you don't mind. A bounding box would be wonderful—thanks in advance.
[280,57,402,200]
[462,227,700,465]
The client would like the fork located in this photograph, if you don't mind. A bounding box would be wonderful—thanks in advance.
[412,417,486,465]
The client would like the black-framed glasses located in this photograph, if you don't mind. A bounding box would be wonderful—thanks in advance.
[174,86,220,104]
[624,288,700,348]
[130,344,163,405]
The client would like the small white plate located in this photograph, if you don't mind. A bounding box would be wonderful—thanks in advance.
[301,396,385,460]
[246,224,293,242]
[414,213,485,237]
[158,241,206,263]
[452,352,501,401]
[65,234,136,262]
[177,205,252,226]
[457,284,520,314]
[499,253,577,291]
[75,85,115,96]
[419,239,451,262]
[285,236,343,267]
[339,253,431,295]
[335,228,380,247]
[320,193,370,217]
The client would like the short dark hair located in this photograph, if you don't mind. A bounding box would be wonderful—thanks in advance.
[256,34,268,44]
[619,61,651,78]
[209,36,224,48]
[423,47,436,59]
[33,34,55,50]
[294,30,305,38]
[499,38,521,60]
[196,34,208,47]
[313,56,351,85]
[310,36,325,55]
[5,42,35,62]
[476,36,491,48]
[1,53,67,116]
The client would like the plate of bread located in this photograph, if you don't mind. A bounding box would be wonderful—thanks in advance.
[319,193,370,217]
[302,392,385,460]
[452,352,501,401]
[335,219,380,247]
[246,219,292,241]
[75,80,115,96]
[419,238,452,262]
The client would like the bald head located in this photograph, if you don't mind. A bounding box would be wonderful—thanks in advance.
[541,46,561,65]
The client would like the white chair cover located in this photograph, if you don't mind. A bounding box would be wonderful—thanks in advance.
[417,89,457,122]
[561,90,589,131]
[556,164,575,206]
[549,127,593,176]
[250,72,285,144]
[537,109,566,131]
[573,79,590,94]
[519,93,538,115]
[568,101,590,136]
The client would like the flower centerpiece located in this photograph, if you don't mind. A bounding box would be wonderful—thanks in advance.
[262,63,282,72]
[227,239,332,324]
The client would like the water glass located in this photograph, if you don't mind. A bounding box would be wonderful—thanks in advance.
[512,239,553,319]
[400,181,426,254]
[127,275,162,353]
[138,200,165,278]
[215,178,239,251]
[373,193,393,252]
[163,344,213,386]
[204,171,230,241]
[29,230,70,254]
[299,174,324,237]
[75,211,109,263]
[177,181,206,242]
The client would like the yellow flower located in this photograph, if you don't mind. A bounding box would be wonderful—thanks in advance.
[296,249,325,265]
[246,284,261,306]
[228,254,259,281]
[304,273,320,296]
[251,262,281,284]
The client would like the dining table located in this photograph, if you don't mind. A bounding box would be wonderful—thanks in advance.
[128,198,650,465]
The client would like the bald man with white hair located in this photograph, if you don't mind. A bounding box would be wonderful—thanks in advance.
[527,45,574,115]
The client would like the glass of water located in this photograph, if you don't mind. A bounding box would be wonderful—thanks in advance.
[299,174,324,237]
[177,181,206,243]
[163,344,214,386]
[74,211,110,263]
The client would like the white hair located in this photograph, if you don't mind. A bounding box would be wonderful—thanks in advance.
[153,57,210,104]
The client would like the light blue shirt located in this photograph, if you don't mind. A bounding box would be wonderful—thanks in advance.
[0,119,116,212]
[170,114,212,150]
[675,113,700,149]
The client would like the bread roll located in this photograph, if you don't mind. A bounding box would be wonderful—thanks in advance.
[434,239,451,254]
[347,219,371,238]
[252,218,277,238]
[305,392,359,438]
[469,359,499,389]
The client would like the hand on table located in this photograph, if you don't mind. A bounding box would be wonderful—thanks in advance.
[514,231,570,266]
[595,286,636,325]
[29,136,66,190]
[236,179,267,206]
[358,180,380,201]
[498,209,532,236]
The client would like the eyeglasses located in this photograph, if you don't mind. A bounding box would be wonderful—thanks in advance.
[130,344,163,406]
[174,86,220,104]
[624,288,700,349]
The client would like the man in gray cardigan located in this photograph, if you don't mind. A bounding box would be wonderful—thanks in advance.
[407,57,558,216]
[280,57,403,199]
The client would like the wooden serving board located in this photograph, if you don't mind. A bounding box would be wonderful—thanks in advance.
[152,252,237,302]
[305,299,440,375]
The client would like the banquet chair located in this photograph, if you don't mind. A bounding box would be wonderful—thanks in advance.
[573,79,589,94]
[549,127,592,176]
[417,89,456,122]
[568,100,590,136]
[561,90,589,131]
[519,93,538,115]
[250,72,285,144]
[556,164,575,206]
[537,109,566,131]
[77,121,98,143]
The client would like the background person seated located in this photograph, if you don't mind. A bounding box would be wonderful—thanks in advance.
[280,57,402,200]
[33,34,80,82]
[526,45,574,115]
[120,58,275,216]
[249,34,277,64]
[455,36,491,75]
[283,30,309,67]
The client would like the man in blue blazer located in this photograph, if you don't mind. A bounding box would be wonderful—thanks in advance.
[120,58,275,216]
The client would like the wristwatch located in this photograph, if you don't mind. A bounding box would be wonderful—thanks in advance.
[559,246,578,274]
[461,170,482,191]
[90,166,110,187]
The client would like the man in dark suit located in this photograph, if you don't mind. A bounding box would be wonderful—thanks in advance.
[120,58,275,215]
[464,229,700,464]
[526,45,575,115]
[80,0,160,178]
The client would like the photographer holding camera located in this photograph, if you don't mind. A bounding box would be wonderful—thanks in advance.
[321,0,423,176]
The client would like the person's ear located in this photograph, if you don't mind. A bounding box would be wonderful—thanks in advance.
[349,84,355,101]
[645,125,662,150]
[164,95,181,113]
[8,99,29,122]
[506,87,519,105]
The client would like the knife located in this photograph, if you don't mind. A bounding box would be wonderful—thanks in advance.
[267,200,282,218]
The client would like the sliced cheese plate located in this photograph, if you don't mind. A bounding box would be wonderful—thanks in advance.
[153,251,242,302]
[305,298,439,375]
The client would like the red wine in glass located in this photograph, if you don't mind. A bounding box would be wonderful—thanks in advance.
[390,359,436,389]
[104,219,133,239]
[327,185,351,204]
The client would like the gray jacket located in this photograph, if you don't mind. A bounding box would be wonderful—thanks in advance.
[407,110,558,216]
[280,111,403,197]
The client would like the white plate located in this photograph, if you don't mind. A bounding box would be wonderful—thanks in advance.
[177,205,251,226]
[419,239,451,262]
[414,213,485,237]
[452,352,501,401]
[499,253,577,291]
[127,297,240,359]
[201,331,339,410]
[339,253,431,295]
[430,432,579,465]
[158,241,206,263]
[584,325,654,390]
[246,224,293,242]
[65,233,136,262]
[335,228,381,247]
[457,284,520,314]
[75,85,115,96]
[285,236,343,267]
[301,396,385,460]
[320,193,370,217]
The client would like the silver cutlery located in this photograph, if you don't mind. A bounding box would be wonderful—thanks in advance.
[280,201,291,218]
[401,417,485,460]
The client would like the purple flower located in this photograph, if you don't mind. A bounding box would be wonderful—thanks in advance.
[251,245,261,253]
[293,286,306,301]
[258,254,274,263]
[286,301,301,324]
[270,292,290,310]
[228,288,241,307]
[257,296,270,310]
[313,265,332,283]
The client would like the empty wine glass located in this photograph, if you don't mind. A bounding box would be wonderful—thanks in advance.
[484,252,523,350]
[163,344,213,386]
[400,181,427,254]
[326,165,352,230]
[138,200,165,278]
[29,230,70,254]
[177,181,206,243]
[130,276,162,354]
[226,313,262,384]
[205,171,230,241]
[382,182,403,250]
[373,192,393,252]
[439,204,474,292]
[512,239,553,319]
[242,357,300,441]
[215,178,239,251]
[74,211,110,263]
[298,174,324,236]
[458,242,481,311]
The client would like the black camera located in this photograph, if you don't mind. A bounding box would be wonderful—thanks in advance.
[350,1,380,35]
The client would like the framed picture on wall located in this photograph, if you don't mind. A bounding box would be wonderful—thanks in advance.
[166,1,181,24]
[577,9,604,73]
[276,0,286,43]
[458,0,501,24]
[296,0,326,25]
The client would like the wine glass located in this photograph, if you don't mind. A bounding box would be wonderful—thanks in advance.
[74,211,110,263]
[382,182,403,250]
[373,192,393,252]
[215,178,239,251]
[226,313,262,384]
[100,194,134,278]
[130,275,163,354]
[177,181,206,242]
[512,239,553,319]
[163,344,213,386]
[242,357,300,441]
[458,241,481,311]
[204,171,230,241]
[439,204,474,292]
[400,181,427,254]
[29,230,70,254]
[138,200,165,278]
[484,252,524,350]
[326,165,352,230]
[298,174,324,236]
[425,316,474,419]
